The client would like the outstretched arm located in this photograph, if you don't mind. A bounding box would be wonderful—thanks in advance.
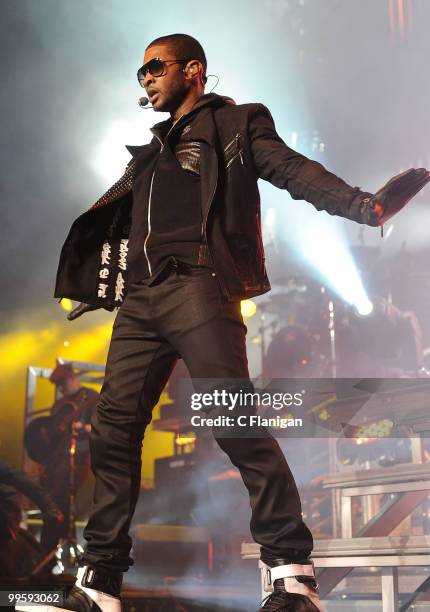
[248,104,429,226]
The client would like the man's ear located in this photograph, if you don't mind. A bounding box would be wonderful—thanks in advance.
[183,60,204,83]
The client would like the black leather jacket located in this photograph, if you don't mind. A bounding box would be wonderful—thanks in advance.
[54,93,379,307]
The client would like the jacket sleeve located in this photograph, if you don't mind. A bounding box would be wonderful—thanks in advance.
[248,103,380,226]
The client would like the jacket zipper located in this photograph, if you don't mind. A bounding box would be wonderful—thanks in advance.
[145,123,235,299]
[143,118,190,276]
[144,117,191,276]
[143,169,157,276]
[224,134,245,169]
[143,134,163,277]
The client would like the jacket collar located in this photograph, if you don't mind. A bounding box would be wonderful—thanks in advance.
[125,93,235,158]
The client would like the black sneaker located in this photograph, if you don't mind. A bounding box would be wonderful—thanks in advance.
[15,566,122,612]
[259,560,323,611]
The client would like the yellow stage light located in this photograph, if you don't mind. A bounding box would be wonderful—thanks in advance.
[355,419,393,440]
[60,299,73,312]
[175,432,196,446]
[319,409,330,421]
[241,299,257,318]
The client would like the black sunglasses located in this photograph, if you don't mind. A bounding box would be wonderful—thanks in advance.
[137,57,189,87]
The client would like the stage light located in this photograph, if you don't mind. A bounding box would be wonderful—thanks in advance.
[287,211,373,314]
[318,409,330,421]
[241,299,257,318]
[175,432,196,447]
[60,299,73,312]
[90,113,164,182]
[355,298,374,317]
[355,419,393,439]
[91,121,135,181]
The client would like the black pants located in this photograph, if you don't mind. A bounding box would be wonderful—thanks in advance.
[82,262,313,572]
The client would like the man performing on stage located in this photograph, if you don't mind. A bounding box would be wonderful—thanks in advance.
[18,33,429,612]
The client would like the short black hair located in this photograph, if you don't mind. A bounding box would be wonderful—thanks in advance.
[146,33,207,83]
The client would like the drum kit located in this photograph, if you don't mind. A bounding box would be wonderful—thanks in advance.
[255,274,342,379]
[255,266,425,379]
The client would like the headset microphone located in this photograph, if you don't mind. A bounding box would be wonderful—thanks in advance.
[138,96,152,109]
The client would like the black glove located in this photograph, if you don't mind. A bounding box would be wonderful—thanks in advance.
[67,302,99,321]
[374,167,430,225]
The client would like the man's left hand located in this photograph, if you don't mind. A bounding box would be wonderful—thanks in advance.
[374,167,430,225]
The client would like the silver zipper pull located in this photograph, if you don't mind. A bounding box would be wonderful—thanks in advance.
[235,135,245,165]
